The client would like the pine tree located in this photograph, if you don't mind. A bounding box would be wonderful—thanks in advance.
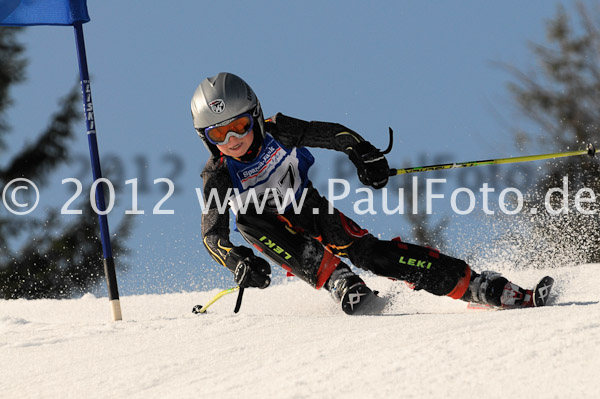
[504,2,600,265]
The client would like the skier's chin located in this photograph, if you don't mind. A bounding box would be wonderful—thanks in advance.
[226,143,248,157]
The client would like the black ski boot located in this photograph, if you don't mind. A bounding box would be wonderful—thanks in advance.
[463,271,554,309]
[326,265,385,315]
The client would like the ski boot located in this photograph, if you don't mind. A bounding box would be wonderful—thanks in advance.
[326,265,385,315]
[463,271,554,309]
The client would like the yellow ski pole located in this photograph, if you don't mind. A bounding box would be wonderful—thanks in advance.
[389,144,596,176]
[192,286,240,314]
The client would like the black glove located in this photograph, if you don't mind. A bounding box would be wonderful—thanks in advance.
[347,141,390,189]
[225,246,271,289]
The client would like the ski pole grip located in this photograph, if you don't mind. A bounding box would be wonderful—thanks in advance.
[381,127,394,155]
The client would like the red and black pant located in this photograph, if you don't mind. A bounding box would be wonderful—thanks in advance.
[236,187,471,299]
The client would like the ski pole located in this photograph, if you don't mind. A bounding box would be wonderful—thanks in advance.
[192,286,240,314]
[389,143,596,176]
[234,287,245,313]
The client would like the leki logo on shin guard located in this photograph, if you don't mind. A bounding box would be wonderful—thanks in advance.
[259,236,292,260]
[398,256,432,269]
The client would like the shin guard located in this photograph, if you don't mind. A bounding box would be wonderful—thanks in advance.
[369,239,471,297]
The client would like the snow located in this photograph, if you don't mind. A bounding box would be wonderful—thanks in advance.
[1,264,599,399]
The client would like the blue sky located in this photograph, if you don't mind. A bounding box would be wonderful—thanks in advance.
[3,1,589,295]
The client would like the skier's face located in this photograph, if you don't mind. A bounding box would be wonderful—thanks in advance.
[216,129,255,158]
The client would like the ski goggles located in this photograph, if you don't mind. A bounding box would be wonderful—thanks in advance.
[203,113,254,146]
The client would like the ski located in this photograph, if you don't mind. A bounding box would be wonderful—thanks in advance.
[466,302,497,311]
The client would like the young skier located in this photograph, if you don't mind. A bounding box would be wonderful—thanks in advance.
[192,72,551,315]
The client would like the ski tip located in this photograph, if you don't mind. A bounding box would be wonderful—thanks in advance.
[533,276,554,307]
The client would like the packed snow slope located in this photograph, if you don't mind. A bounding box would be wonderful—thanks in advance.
[1,264,598,399]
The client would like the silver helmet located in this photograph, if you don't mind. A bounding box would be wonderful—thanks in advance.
[191,72,265,157]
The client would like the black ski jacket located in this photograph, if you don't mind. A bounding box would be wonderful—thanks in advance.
[200,113,370,269]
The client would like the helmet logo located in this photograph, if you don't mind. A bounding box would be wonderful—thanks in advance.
[209,99,225,113]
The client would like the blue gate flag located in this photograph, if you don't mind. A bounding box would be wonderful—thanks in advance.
[0,0,90,26]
